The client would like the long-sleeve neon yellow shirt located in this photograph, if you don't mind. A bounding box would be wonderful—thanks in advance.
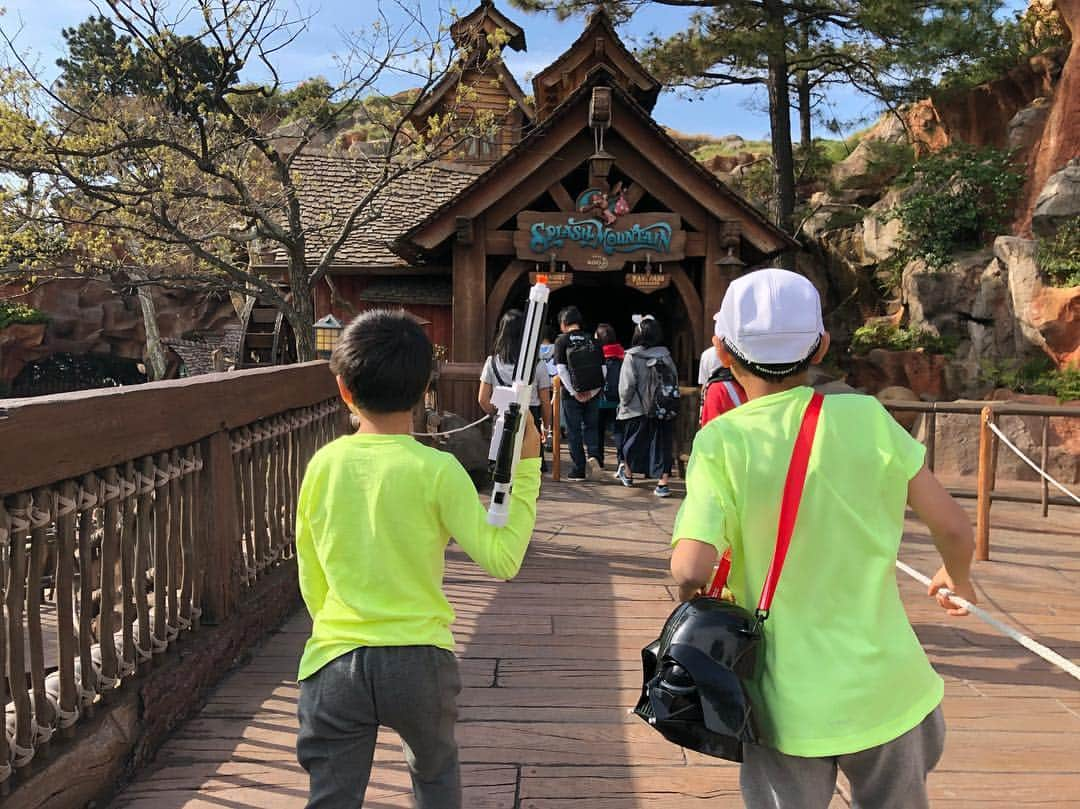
[295,432,541,681]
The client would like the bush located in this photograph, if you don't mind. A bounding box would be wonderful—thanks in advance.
[1037,216,1080,287]
[980,357,1080,402]
[850,322,956,355]
[0,301,48,330]
[892,145,1023,270]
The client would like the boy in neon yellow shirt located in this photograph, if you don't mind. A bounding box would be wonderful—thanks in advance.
[671,269,977,809]
[295,310,541,809]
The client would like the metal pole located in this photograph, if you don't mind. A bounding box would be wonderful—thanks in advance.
[1041,416,1050,518]
[975,405,994,562]
[552,377,562,482]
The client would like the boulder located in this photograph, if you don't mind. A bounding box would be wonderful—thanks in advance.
[1032,157,1080,236]
[1030,283,1080,366]
[862,189,906,263]
[902,249,994,338]
[1007,96,1052,154]
[831,113,908,191]
[914,390,1080,484]
[847,348,952,399]
[0,322,46,390]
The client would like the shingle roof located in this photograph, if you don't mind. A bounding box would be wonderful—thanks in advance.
[262,153,480,269]
[165,327,243,376]
[358,276,452,305]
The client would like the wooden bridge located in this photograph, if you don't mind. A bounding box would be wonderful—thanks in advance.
[0,364,1077,808]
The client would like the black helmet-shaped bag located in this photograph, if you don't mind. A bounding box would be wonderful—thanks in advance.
[634,595,762,762]
[633,392,825,763]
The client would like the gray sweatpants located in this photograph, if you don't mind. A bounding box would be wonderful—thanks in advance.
[741,706,946,809]
[297,646,462,809]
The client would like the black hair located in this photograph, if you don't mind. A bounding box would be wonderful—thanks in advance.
[723,337,821,382]
[493,308,525,365]
[632,317,663,348]
[558,305,583,328]
[330,309,433,413]
[595,322,618,346]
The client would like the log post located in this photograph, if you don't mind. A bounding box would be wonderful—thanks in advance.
[975,405,995,562]
[200,430,240,624]
[1040,416,1050,518]
[452,213,487,363]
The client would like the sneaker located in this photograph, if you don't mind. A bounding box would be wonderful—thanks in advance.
[616,465,633,487]
[612,462,625,480]
[653,484,671,498]
[567,470,586,481]
[586,457,602,480]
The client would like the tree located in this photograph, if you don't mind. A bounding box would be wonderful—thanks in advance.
[0,0,495,362]
[509,0,1007,243]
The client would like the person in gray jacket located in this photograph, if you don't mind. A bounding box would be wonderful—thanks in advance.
[616,315,678,497]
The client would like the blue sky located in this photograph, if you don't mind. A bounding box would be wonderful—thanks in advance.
[2,0,1029,141]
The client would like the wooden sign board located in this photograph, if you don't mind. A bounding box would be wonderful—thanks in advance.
[625,273,671,294]
[529,271,573,290]
[515,211,685,271]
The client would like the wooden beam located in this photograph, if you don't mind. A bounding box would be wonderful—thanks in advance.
[611,95,794,254]
[702,222,725,347]
[548,182,575,212]
[452,212,487,363]
[486,260,529,343]
[485,135,594,230]
[487,230,516,255]
[685,232,706,257]
[0,363,338,496]
[606,141,710,232]
[668,264,704,362]
[623,182,645,212]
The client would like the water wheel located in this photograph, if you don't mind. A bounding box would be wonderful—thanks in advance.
[236,297,299,368]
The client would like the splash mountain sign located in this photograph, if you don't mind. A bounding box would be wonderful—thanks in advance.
[514,212,685,271]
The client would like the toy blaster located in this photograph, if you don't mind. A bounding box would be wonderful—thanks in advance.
[487,276,549,526]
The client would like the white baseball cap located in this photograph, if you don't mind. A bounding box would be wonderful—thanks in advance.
[714,268,824,366]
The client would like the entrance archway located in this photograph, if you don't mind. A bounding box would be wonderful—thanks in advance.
[490,269,698,382]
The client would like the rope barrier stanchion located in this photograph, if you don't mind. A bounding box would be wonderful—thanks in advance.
[975,405,995,561]
[895,560,1080,683]
[986,420,1080,506]
[552,377,562,482]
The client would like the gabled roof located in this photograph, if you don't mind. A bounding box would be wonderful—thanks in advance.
[532,7,660,120]
[409,57,535,126]
[259,153,480,270]
[450,0,526,52]
[397,67,796,258]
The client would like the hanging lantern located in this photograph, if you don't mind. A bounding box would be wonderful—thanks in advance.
[314,314,343,360]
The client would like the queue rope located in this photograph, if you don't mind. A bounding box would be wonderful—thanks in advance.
[986,421,1080,505]
[895,559,1080,682]
[411,414,492,438]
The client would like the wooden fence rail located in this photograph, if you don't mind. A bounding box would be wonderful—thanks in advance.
[0,362,342,789]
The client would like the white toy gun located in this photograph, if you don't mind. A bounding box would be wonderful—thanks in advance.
[487,275,550,526]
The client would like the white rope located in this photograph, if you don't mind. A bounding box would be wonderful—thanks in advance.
[895,559,1080,682]
[986,421,1080,505]
[411,414,492,438]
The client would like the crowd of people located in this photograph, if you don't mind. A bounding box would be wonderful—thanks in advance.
[476,301,751,498]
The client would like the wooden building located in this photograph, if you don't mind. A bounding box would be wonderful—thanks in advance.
[276,3,795,379]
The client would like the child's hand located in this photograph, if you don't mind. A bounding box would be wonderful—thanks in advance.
[928,566,977,617]
[521,416,541,460]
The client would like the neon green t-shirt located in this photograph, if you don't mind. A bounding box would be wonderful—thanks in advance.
[295,433,541,681]
[672,386,942,757]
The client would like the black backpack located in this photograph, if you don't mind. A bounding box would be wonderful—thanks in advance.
[564,333,604,392]
[640,356,680,421]
[602,356,623,403]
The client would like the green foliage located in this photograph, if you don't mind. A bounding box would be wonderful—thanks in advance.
[850,322,956,355]
[891,145,1023,270]
[980,357,1080,402]
[859,140,915,187]
[939,5,1069,91]
[1037,217,1080,288]
[0,300,47,330]
[691,139,771,162]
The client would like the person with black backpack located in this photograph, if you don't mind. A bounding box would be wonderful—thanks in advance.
[616,315,680,497]
[553,305,604,482]
[594,323,625,474]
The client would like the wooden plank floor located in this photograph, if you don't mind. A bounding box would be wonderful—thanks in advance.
[111,468,1080,808]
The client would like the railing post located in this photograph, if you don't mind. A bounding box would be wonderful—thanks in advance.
[200,430,240,625]
[926,407,937,473]
[1040,416,1050,518]
[975,405,995,561]
[552,377,562,482]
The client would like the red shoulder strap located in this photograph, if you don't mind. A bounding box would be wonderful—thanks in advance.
[705,391,824,613]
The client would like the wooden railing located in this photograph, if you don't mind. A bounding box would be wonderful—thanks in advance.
[0,363,342,789]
